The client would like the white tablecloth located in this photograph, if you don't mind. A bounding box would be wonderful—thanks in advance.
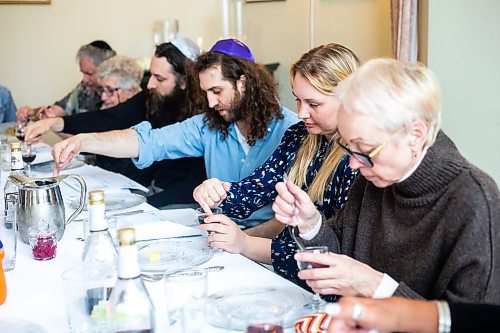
[0,165,309,332]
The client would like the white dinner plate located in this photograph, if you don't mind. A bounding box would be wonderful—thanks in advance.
[31,159,85,173]
[137,239,213,274]
[206,287,310,330]
[70,192,146,211]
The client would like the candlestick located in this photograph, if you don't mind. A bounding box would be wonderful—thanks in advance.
[222,0,230,38]
[236,0,243,40]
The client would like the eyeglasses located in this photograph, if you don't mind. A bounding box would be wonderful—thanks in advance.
[336,128,403,168]
[97,86,120,97]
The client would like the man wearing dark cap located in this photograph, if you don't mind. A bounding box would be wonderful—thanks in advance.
[51,39,299,227]
[16,40,116,122]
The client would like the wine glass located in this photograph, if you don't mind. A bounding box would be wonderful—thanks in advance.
[15,121,26,142]
[296,246,329,311]
[21,143,37,176]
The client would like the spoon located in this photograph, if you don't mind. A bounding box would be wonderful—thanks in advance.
[141,265,225,282]
[282,173,306,251]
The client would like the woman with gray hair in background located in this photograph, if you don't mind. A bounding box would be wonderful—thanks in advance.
[96,55,143,109]
[273,59,500,304]
[17,40,116,121]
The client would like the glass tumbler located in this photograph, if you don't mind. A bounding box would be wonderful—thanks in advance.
[28,224,58,260]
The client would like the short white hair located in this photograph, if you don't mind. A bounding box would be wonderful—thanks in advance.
[337,58,442,148]
[97,55,143,90]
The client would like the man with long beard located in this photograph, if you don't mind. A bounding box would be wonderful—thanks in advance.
[49,39,299,227]
[25,38,208,207]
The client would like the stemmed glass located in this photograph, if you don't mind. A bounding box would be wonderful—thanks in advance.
[21,143,37,176]
[296,246,329,311]
[15,122,26,141]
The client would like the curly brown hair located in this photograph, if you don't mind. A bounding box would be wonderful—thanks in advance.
[194,52,282,144]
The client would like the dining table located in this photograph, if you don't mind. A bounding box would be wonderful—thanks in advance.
[0,154,313,332]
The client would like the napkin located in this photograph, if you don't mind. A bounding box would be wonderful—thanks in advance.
[294,312,331,333]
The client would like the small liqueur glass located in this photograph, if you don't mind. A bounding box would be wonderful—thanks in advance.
[195,206,223,237]
[296,246,329,311]
[21,143,37,176]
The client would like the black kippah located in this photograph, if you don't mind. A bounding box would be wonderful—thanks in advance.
[89,40,113,51]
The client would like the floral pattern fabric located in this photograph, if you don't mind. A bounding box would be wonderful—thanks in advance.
[220,122,357,298]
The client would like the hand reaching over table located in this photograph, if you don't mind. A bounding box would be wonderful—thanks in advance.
[36,104,65,119]
[193,178,231,213]
[25,118,65,145]
[51,135,83,175]
[16,106,36,123]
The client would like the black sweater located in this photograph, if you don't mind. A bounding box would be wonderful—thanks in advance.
[62,91,206,206]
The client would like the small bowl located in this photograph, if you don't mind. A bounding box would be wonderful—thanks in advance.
[28,224,58,260]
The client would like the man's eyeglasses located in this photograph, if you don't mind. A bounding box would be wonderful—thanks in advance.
[97,86,121,97]
[336,128,403,168]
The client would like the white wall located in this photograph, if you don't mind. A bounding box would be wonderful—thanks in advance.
[244,0,392,108]
[0,0,391,110]
[427,0,500,183]
[0,0,222,106]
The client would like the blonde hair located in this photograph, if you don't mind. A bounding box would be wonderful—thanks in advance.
[337,58,442,148]
[288,43,360,203]
[97,55,143,91]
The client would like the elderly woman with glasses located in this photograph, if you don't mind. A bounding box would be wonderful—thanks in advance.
[273,59,500,303]
[96,55,143,109]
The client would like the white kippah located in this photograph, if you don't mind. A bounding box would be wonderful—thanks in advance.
[171,36,202,61]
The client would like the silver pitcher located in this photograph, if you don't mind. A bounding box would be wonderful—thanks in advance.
[9,174,86,243]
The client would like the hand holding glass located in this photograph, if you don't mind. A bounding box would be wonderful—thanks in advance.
[296,246,329,311]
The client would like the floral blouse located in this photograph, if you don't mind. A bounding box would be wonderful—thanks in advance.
[221,122,357,298]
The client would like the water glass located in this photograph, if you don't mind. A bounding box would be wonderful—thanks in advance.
[164,268,207,326]
[61,265,112,333]
[296,246,329,311]
[195,206,223,236]
[0,215,16,271]
[181,299,208,333]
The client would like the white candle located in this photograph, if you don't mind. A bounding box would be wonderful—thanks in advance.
[236,0,243,40]
[222,0,230,38]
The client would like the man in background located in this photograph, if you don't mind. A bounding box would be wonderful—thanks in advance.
[17,40,116,122]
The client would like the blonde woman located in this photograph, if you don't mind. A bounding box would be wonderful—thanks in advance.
[193,43,359,294]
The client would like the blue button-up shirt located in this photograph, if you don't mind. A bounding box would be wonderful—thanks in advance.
[0,85,17,123]
[132,107,299,226]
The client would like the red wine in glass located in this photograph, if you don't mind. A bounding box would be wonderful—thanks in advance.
[246,324,284,333]
[297,261,328,270]
[22,153,36,163]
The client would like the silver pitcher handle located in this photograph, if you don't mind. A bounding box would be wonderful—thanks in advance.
[63,174,87,225]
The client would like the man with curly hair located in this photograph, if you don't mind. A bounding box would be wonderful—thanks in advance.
[50,39,298,227]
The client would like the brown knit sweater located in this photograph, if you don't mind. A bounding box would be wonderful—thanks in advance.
[307,131,500,303]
